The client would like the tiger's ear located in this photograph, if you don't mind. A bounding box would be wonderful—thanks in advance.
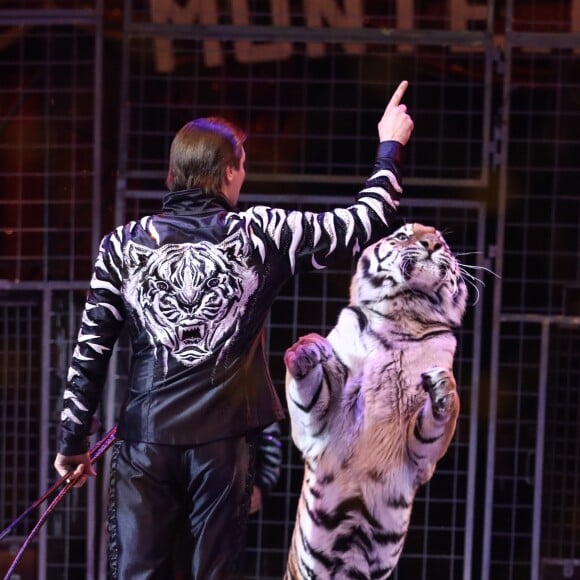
[126,241,152,275]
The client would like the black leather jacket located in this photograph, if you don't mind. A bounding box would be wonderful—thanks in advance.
[58,141,405,455]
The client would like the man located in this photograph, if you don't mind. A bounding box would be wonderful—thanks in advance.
[54,80,414,579]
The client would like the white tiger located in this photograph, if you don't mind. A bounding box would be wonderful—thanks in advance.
[284,222,468,579]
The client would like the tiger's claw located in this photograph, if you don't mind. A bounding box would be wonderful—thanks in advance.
[284,333,333,380]
[421,367,456,415]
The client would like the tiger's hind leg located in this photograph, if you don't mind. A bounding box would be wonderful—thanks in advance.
[284,333,343,456]
[408,366,460,487]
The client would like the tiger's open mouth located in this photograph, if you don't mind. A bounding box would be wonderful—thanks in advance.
[403,256,436,274]
[178,327,202,342]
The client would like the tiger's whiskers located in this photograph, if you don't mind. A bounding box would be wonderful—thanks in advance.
[457,262,500,305]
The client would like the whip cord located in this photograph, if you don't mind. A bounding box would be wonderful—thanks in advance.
[1,426,117,579]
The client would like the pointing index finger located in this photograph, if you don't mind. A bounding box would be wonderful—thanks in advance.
[386,80,409,111]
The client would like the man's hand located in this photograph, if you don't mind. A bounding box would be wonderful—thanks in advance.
[249,485,263,514]
[54,452,96,488]
[378,80,414,145]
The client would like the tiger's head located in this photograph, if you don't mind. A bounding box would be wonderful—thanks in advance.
[351,223,467,328]
[124,232,259,369]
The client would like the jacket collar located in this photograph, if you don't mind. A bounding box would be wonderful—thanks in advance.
[162,188,235,213]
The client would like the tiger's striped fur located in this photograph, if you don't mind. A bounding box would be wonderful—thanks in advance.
[284,222,467,579]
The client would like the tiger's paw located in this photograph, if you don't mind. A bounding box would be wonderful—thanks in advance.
[284,333,334,380]
[421,367,457,417]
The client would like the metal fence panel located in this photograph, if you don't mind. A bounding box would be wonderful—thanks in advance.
[0,4,101,285]
[483,0,580,577]
[119,0,493,189]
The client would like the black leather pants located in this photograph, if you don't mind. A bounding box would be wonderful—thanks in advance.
[107,435,255,579]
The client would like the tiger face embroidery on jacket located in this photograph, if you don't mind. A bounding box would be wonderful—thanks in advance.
[124,231,259,370]
[284,223,468,579]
